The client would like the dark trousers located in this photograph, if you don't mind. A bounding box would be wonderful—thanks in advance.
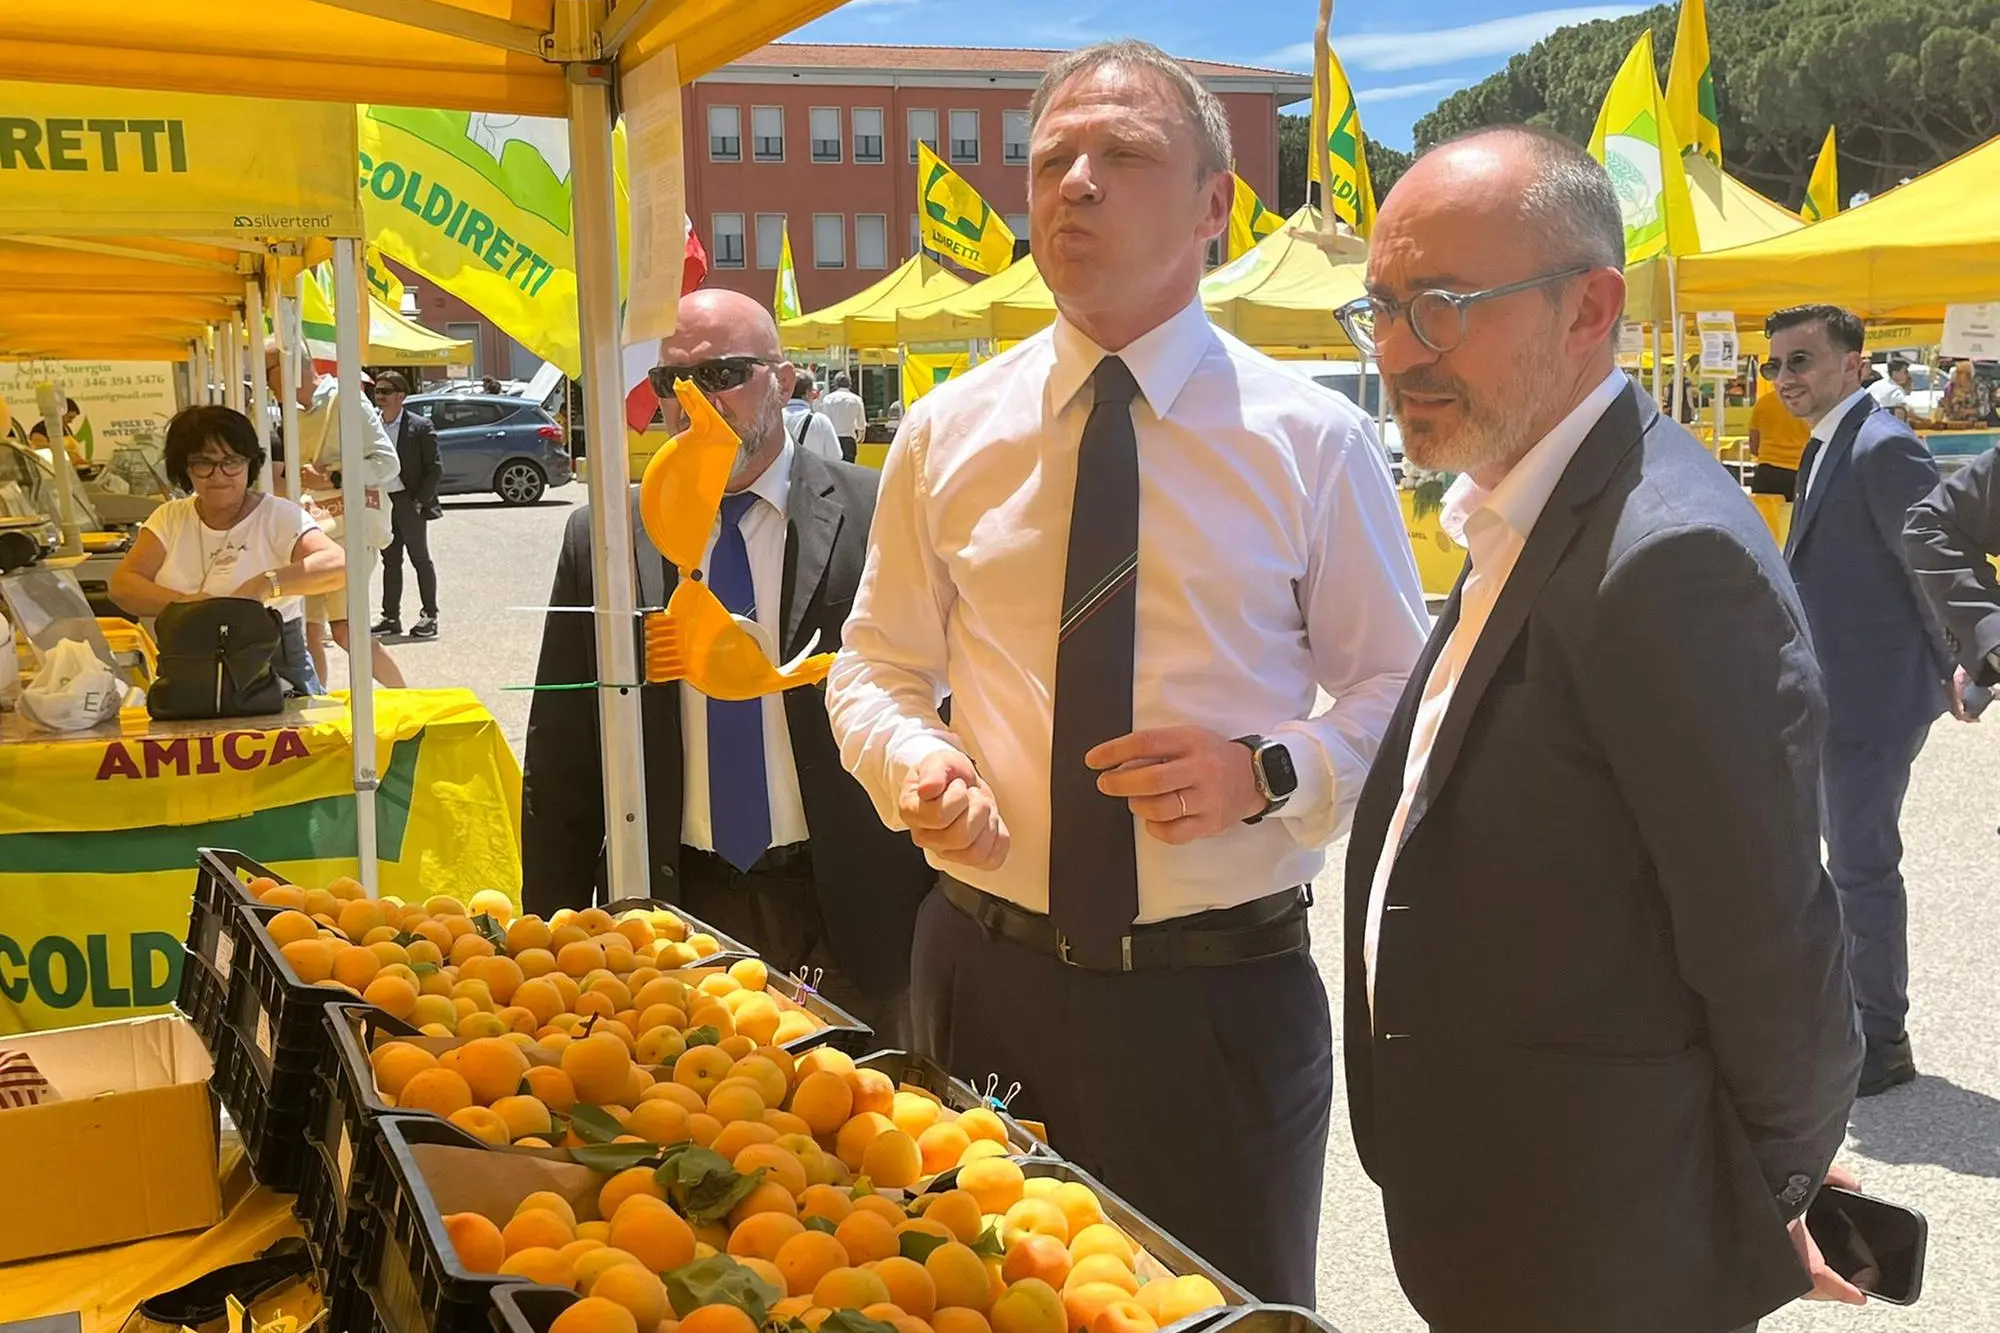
[912,884,1333,1304]
[679,848,911,1049]
[1749,463,1797,499]
[382,489,438,620]
[1823,725,1929,1041]
[837,435,857,463]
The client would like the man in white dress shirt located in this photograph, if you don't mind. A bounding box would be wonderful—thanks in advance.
[820,372,868,462]
[825,39,1428,1301]
[1339,128,1861,1333]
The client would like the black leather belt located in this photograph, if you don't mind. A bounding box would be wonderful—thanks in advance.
[938,875,1309,973]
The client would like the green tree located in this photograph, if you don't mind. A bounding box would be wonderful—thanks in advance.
[1277,114,1416,214]
[1410,0,2000,205]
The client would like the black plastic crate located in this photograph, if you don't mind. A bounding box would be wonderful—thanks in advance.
[306,1001,426,1262]
[316,1226,393,1333]
[488,1284,577,1333]
[361,1115,535,1333]
[856,1048,1059,1162]
[1199,1307,1342,1333]
[214,1014,315,1192]
[176,946,228,1055]
[923,1157,1255,1305]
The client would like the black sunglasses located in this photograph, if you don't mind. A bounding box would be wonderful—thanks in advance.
[1758,350,1819,381]
[648,356,775,396]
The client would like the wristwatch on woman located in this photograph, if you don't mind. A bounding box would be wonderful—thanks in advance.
[265,570,283,602]
[1233,735,1299,824]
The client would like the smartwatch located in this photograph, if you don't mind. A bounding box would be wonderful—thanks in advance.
[1233,735,1298,824]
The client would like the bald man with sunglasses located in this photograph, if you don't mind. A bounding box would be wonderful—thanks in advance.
[522,289,933,1041]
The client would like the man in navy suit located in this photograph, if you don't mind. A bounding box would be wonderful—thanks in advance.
[1771,303,1968,1095]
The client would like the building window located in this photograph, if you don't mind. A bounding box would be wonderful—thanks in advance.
[813,213,845,269]
[908,109,937,163]
[447,322,481,376]
[855,214,888,270]
[949,110,980,164]
[853,107,884,164]
[712,213,745,269]
[755,213,787,270]
[752,106,784,162]
[910,213,922,259]
[810,107,842,163]
[1003,110,1031,166]
[708,105,740,162]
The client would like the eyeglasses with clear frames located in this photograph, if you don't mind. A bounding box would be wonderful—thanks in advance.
[1334,265,1595,356]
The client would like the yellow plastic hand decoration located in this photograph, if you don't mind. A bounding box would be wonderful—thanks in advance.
[637,377,836,699]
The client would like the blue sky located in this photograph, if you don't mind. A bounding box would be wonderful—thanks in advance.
[793,0,1649,148]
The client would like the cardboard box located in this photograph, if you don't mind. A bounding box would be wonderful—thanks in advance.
[0,1013,221,1264]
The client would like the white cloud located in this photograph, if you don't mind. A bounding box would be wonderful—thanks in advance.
[1264,5,1647,73]
[1355,77,1469,105]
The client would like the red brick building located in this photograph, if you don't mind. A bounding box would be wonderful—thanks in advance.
[685,44,1311,312]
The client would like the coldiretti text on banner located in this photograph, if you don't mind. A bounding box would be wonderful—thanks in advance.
[359,148,559,297]
[0,78,359,235]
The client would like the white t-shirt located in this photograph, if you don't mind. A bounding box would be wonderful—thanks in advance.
[1868,378,1909,411]
[140,494,318,623]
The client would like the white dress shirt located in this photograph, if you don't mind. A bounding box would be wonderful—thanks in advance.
[827,296,1429,921]
[1867,378,1909,413]
[821,389,868,440]
[1364,368,1627,1014]
[782,400,843,463]
[678,440,812,855]
[1799,386,1874,506]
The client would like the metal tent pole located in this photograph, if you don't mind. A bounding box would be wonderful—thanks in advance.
[566,48,651,899]
[224,309,245,411]
[252,275,276,491]
[37,383,84,557]
[193,330,212,405]
[333,238,380,897]
[280,280,305,505]
[1669,258,1685,425]
[1651,321,1662,407]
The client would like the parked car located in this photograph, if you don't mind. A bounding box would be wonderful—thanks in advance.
[1276,359,1404,482]
[403,392,572,504]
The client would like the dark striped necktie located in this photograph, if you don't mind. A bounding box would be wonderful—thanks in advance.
[1047,355,1142,958]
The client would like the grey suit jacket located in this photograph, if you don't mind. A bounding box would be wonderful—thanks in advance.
[1345,383,1861,1333]
[1905,442,2000,684]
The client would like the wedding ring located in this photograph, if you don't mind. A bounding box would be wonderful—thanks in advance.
[1175,790,1189,819]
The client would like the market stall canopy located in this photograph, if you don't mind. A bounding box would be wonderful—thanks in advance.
[359,299,476,367]
[0,0,848,115]
[1625,156,1802,322]
[1200,206,1367,356]
[781,257,969,352]
[897,258,1057,344]
[1676,136,2000,319]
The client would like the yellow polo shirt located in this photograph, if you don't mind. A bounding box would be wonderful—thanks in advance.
[1749,391,1810,471]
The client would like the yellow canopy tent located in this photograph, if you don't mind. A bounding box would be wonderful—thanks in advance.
[781,256,969,352]
[364,300,476,366]
[1200,206,1367,356]
[897,258,1058,344]
[6,0,858,899]
[1677,136,2000,318]
[1626,156,1802,322]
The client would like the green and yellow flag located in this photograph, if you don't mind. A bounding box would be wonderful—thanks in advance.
[1226,173,1282,260]
[364,245,406,311]
[1589,31,1700,264]
[1307,41,1377,236]
[774,222,802,321]
[1803,126,1840,223]
[917,142,1015,275]
[1665,0,1722,166]
[357,106,629,378]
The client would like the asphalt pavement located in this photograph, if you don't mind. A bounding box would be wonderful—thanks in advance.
[326,483,2000,1330]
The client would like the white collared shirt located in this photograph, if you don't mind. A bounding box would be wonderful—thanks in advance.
[1364,368,1628,1013]
[678,439,811,855]
[821,389,868,440]
[782,400,843,463]
[1799,386,1874,506]
[826,296,1429,921]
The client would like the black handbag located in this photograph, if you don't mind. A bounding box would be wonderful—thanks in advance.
[148,597,287,720]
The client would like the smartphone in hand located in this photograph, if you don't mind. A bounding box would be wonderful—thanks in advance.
[1805,1186,1927,1305]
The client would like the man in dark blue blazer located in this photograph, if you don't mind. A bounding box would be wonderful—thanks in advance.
[1770,304,1967,1095]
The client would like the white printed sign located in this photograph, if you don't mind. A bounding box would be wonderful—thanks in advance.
[1696,311,1738,377]
[1941,304,2000,360]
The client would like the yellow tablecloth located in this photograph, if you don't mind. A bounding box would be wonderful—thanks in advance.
[0,688,523,1034]
[0,1146,310,1333]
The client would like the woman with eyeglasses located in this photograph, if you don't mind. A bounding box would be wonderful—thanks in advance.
[109,405,346,696]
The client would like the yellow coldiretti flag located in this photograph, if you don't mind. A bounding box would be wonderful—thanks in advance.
[357,106,629,379]
[1803,126,1840,223]
[364,245,406,310]
[1307,41,1377,236]
[775,222,802,321]
[1589,31,1700,263]
[1227,173,1282,260]
[1665,0,1722,166]
[917,142,1015,276]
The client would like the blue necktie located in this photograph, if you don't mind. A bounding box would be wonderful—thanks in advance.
[707,491,771,872]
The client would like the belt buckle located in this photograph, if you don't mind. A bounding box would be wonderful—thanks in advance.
[1056,931,1076,967]
[1055,931,1134,972]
